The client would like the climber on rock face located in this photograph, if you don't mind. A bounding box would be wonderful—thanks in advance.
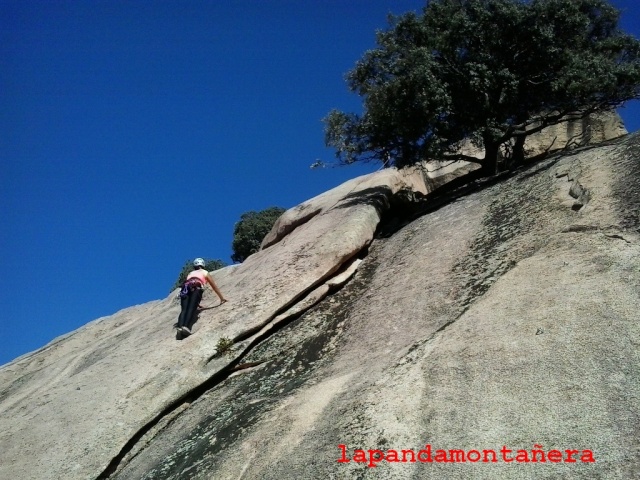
[177,258,227,336]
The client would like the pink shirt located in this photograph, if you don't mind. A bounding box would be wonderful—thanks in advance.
[187,269,209,285]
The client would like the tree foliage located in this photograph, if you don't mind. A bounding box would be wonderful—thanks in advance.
[324,0,640,173]
[172,258,226,291]
[231,206,286,263]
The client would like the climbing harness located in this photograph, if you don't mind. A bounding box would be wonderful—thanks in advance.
[179,278,203,298]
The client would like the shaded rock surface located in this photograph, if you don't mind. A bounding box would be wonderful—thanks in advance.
[1,129,638,480]
[459,110,627,162]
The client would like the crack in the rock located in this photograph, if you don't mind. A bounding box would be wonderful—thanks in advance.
[208,249,368,362]
[228,361,267,373]
[95,173,443,478]
[94,248,367,480]
[96,368,233,479]
[561,224,602,233]
[93,171,498,480]
[604,233,633,243]
[561,224,635,243]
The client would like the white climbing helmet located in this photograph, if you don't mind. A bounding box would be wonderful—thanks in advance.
[193,258,206,267]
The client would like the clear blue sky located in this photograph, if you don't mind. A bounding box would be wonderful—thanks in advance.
[1,0,639,366]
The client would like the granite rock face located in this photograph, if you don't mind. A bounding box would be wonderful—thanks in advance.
[0,155,469,480]
[0,128,638,480]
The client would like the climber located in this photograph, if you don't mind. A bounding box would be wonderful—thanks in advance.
[177,258,227,336]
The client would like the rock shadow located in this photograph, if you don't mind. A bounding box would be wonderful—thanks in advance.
[334,185,394,213]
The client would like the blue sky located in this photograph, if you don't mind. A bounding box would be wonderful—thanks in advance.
[1,0,639,366]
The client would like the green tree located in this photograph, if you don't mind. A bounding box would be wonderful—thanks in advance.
[172,258,226,291]
[324,0,640,174]
[231,207,285,263]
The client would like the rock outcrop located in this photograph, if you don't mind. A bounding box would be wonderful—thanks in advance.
[521,110,627,156]
[460,110,627,160]
[0,122,638,480]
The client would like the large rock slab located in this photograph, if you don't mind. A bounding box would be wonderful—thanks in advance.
[0,160,469,480]
[0,120,635,480]
[106,133,639,479]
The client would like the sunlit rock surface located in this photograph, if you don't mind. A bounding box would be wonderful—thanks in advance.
[0,122,637,480]
[0,152,469,480]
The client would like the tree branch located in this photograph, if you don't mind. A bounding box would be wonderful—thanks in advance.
[440,153,484,165]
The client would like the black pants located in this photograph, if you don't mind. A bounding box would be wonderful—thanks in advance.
[178,288,203,328]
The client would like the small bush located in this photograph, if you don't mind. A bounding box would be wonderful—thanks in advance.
[216,337,234,356]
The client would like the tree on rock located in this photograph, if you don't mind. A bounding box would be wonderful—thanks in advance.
[232,207,286,263]
[324,0,640,174]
